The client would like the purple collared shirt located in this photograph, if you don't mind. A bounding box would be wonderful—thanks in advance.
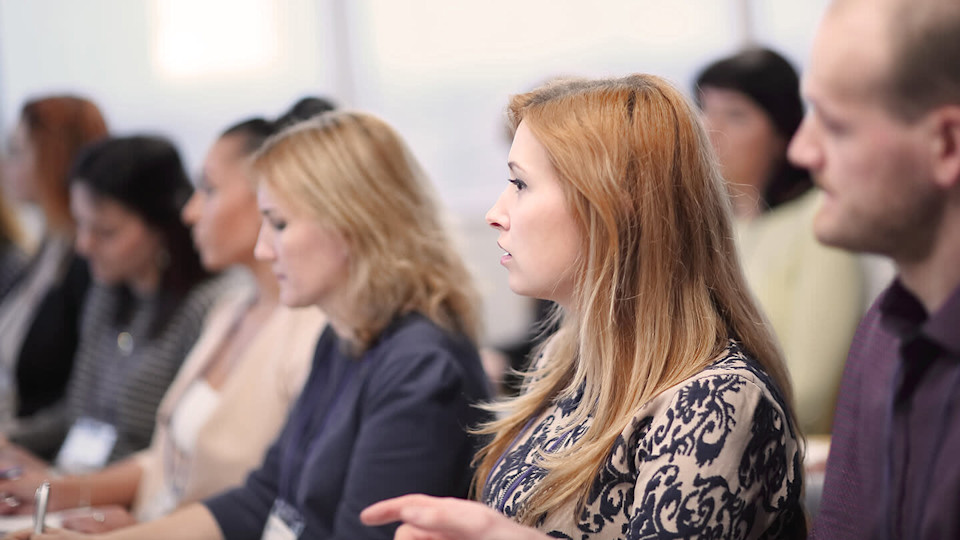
[814,280,960,539]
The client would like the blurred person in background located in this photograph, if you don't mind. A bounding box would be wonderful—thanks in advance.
[0,135,230,493]
[7,110,491,540]
[0,96,107,453]
[0,168,27,432]
[788,0,960,536]
[695,47,865,435]
[0,100,331,531]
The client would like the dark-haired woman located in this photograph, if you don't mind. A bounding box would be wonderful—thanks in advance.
[0,136,231,512]
[0,103,331,531]
[696,47,865,434]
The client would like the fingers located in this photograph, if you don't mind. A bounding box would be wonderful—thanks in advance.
[395,523,445,540]
[0,499,34,516]
[394,499,494,536]
[363,495,512,540]
[62,505,134,534]
[62,514,101,534]
[361,494,442,526]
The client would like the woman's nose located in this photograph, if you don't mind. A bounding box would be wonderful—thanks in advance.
[485,189,509,230]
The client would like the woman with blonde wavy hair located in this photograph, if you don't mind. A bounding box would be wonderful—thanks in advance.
[363,74,805,539]
[9,111,491,540]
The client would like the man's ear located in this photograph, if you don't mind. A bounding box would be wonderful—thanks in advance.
[931,105,960,190]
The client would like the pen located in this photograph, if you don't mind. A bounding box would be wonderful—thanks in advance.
[33,481,50,534]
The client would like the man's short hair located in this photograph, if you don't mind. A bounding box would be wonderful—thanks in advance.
[885,0,960,120]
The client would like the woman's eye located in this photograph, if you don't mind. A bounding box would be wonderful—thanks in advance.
[508,178,527,191]
[270,219,287,231]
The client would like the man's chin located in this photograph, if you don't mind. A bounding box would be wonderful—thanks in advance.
[812,219,856,252]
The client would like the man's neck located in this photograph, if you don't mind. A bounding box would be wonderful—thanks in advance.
[897,210,960,314]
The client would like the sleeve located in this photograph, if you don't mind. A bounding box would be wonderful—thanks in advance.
[626,373,804,539]
[8,257,90,459]
[5,399,70,458]
[326,347,480,540]
[204,435,284,540]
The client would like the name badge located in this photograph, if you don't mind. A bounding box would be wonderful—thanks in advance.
[261,499,305,540]
[55,417,117,473]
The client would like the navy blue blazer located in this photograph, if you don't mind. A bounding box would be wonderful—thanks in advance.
[206,312,491,540]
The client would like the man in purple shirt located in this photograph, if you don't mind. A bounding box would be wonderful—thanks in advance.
[787,0,960,537]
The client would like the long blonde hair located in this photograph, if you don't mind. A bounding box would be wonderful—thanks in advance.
[474,75,797,523]
[253,111,481,350]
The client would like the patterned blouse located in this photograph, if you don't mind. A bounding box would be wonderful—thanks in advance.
[482,341,806,539]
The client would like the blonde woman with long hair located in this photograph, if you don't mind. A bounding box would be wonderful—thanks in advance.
[6,112,491,540]
[363,75,805,539]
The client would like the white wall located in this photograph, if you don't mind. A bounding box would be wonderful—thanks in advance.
[0,0,334,172]
[0,0,832,346]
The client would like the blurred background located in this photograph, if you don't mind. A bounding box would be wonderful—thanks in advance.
[0,0,832,347]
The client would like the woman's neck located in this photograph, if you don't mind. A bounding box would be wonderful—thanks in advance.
[129,268,161,297]
[249,259,280,307]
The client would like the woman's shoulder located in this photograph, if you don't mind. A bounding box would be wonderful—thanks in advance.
[362,312,488,397]
[666,340,788,410]
[628,340,796,452]
[602,341,805,538]
[372,312,478,361]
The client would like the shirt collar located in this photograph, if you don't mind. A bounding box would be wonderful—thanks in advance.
[880,278,960,358]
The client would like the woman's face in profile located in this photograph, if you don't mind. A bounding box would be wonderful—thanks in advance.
[71,183,164,290]
[254,182,351,310]
[699,87,785,192]
[3,121,39,203]
[486,121,580,308]
[181,135,261,272]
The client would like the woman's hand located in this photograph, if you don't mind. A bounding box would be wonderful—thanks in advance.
[360,494,548,540]
[62,506,136,534]
[0,468,53,516]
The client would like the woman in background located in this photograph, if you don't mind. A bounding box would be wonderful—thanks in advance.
[0,175,27,430]
[695,47,865,434]
[55,135,229,471]
[0,96,107,455]
[363,74,805,539]
[0,102,331,530]
[7,110,491,540]
[0,135,230,487]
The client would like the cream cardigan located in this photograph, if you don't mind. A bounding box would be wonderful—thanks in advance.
[131,282,325,519]
[736,189,865,435]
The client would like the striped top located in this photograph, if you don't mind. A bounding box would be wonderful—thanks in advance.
[62,272,233,463]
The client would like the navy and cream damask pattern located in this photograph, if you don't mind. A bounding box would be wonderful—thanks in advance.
[482,341,805,539]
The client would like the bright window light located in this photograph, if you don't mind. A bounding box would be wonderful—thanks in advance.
[152,0,279,78]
